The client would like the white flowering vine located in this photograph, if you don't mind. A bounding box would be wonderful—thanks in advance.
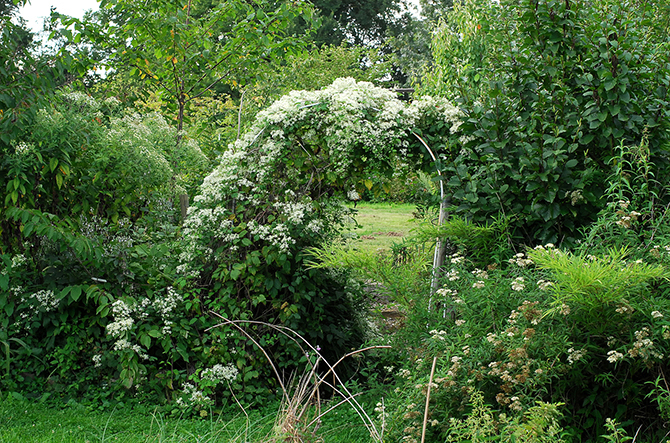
[179,78,463,279]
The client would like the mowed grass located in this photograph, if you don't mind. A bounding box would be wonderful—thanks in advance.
[0,397,267,443]
[0,395,376,443]
[342,202,418,252]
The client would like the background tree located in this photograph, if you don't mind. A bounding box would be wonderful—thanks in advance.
[62,0,317,136]
[419,0,453,23]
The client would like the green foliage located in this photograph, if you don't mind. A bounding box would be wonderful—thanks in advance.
[306,242,431,306]
[0,90,206,233]
[529,246,669,312]
[308,0,402,47]
[368,225,670,441]
[444,391,566,442]
[414,215,512,267]
[423,0,670,245]
[0,12,83,151]
[0,90,212,403]
[61,0,317,133]
[417,0,492,102]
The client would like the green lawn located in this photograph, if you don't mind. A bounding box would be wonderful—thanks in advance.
[343,202,418,252]
[0,394,376,442]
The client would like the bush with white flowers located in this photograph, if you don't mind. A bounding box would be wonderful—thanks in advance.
[175,78,463,393]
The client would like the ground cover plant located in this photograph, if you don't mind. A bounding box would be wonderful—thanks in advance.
[0,393,376,442]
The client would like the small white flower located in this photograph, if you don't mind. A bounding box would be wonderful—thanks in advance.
[607,350,624,363]
[511,277,525,291]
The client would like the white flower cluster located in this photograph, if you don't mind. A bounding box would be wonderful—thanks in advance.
[248,221,294,253]
[13,142,34,155]
[62,91,99,109]
[1,254,26,276]
[104,96,121,107]
[445,269,460,281]
[154,287,181,317]
[180,78,462,276]
[606,350,624,363]
[176,382,212,409]
[508,252,533,268]
[567,347,586,365]
[106,300,134,337]
[374,400,388,422]
[30,289,59,312]
[450,253,464,264]
[201,363,239,384]
[113,339,148,360]
[274,200,312,226]
[436,287,457,297]
[510,277,525,291]
[471,268,489,279]
[628,327,663,360]
[429,329,447,340]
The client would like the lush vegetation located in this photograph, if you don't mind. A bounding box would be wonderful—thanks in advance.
[2,0,670,441]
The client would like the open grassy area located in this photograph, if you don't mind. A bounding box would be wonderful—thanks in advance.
[0,394,376,442]
[343,202,418,252]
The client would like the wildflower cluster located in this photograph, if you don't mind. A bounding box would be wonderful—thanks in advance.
[176,382,213,412]
[508,252,533,268]
[201,363,239,384]
[103,287,184,365]
[510,277,525,291]
[611,200,642,229]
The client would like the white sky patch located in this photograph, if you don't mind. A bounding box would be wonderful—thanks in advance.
[18,0,99,33]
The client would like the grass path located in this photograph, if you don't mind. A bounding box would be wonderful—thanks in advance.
[344,202,418,251]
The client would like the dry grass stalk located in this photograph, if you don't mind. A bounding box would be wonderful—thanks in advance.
[208,314,389,442]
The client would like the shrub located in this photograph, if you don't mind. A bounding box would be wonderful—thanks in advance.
[422,0,670,246]
[369,237,670,441]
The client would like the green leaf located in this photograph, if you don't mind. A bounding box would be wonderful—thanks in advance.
[70,286,82,302]
[139,334,151,349]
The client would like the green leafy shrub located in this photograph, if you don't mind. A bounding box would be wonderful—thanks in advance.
[2,79,465,408]
[423,0,670,245]
[370,234,670,441]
